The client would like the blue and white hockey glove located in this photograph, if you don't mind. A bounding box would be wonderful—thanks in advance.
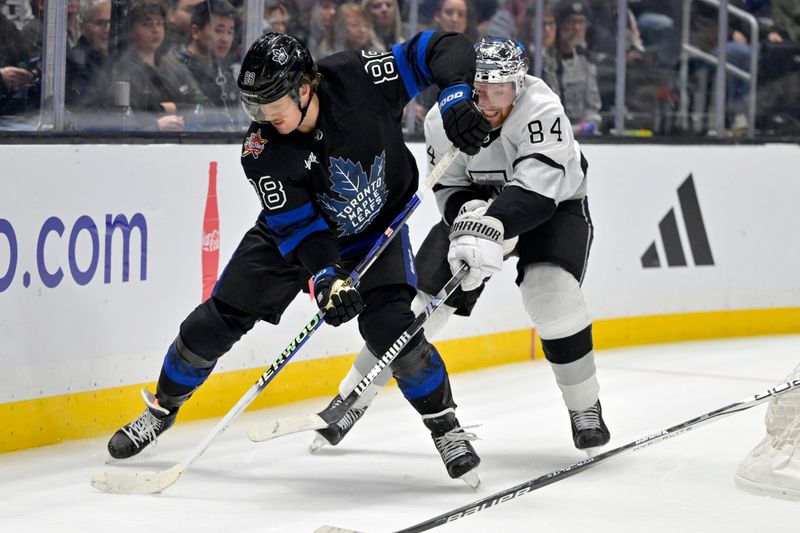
[447,210,504,292]
[438,84,490,156]
[312,265,364,327]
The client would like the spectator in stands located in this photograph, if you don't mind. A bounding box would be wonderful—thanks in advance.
[308,0,338,58]
[521,1,560,96]
[1,9,38,120]
[771,0,800,40]
[162,0,204,54]
[265,0,291,33]
[331,3,383,53]
[265,0,306,40]
[21,0,81,53]
[66,0,111,109]
[1,0,34,30]
[104,0,204,131]
[555,0,602,136]
[432,0,475,40]
[630,0,680,68]
[479,0,526,39]
[686,1,795,133]
[406,0,477,134]
[362,0,405,51]
[161,0,243,129]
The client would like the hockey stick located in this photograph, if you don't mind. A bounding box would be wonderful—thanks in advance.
[89,146,459,495]
[248,263,470,442]
[317,376,800,533]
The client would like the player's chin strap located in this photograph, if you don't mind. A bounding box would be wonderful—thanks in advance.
[89,145,460,496]
[290,85,314,125]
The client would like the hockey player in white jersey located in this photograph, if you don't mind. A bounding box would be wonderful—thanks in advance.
[312,35,610,456]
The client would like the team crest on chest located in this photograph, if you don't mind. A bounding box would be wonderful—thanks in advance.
[242,130,266,158]
[317,152,389,236]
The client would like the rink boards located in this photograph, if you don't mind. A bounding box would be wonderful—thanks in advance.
[1,142,799,452]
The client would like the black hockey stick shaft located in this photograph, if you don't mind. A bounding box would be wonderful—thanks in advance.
[387,378,800,532]
[318,263,469,425]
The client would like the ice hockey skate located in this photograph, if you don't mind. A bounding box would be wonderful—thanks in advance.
[107,389,178,459]
[309,395,369,453]
[422,408,481,488]
[569,400,610,456]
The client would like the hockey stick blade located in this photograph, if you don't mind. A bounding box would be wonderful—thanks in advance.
[90,147,459,495]
[90,463,185,495]
[319,377,800,533]
[247,264,469,443]
[248,414,327,442]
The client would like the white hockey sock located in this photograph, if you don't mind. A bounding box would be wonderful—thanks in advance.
[339,291,457,409]
[548,352,600,412]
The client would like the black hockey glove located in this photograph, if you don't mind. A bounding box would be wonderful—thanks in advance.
[312,265,364,327]
[438,83,490,156]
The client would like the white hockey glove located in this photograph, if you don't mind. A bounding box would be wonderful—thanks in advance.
[457,199,519,257]
[448,211,504,292]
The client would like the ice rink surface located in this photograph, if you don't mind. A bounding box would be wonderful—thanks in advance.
[2,335,799,533]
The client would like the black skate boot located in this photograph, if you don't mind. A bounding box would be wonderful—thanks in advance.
[107,389,178,459]
[310,395,369,453]
[422,409,481,488]
[569,400,610,454]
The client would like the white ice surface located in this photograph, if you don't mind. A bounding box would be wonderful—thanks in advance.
[2,335,799,533]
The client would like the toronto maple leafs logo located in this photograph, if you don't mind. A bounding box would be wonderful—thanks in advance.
[272,47,288,65]
[317,152,388,236]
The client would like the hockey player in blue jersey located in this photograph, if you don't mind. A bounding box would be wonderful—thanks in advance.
[313,36,611,456]
[105,31,490,486]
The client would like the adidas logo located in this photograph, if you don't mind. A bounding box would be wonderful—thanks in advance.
[641,174,714,268]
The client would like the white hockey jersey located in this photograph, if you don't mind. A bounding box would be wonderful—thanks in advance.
[424,75,587,220]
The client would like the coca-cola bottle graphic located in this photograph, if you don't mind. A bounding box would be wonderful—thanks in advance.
[201,161,220,302]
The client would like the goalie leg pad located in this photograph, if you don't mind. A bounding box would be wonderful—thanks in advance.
[520,263,592,340]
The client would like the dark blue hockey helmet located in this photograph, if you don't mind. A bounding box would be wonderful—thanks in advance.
[238,32,317,120]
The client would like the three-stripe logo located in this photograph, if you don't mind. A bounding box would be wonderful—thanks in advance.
[641,174,714,268]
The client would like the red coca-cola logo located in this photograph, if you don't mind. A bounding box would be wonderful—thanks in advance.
[202,161,220,302]
[202,229,220,252]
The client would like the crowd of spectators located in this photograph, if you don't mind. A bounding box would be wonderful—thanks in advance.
[1,0,798,135]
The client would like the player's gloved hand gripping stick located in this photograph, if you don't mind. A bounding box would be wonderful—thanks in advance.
[88,146,459,495]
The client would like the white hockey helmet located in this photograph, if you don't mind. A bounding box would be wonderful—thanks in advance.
[474,36,528,105]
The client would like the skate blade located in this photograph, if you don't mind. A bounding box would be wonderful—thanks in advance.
[309,434,331,454]
[459,469,480,490]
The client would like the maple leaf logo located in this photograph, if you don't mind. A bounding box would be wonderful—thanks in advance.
[317,152,388,236]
